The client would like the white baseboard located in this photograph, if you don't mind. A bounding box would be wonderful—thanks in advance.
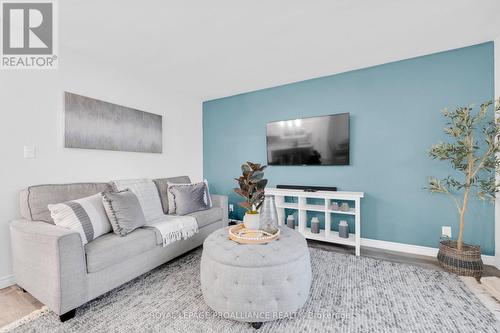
[360,238,496,266]
[0,274,15,289]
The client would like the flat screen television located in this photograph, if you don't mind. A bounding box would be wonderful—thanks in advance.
[266,113,349,166]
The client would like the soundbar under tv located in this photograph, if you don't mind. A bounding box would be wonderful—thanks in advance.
[276,185,337,192]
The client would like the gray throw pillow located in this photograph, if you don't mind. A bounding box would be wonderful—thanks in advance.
[101,190,146,236]
[168,183,209,215]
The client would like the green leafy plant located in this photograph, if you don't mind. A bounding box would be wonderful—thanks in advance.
[234,162,268,214]
[426,100,500,250]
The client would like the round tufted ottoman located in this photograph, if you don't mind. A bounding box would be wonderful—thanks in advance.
[200,226,311,327]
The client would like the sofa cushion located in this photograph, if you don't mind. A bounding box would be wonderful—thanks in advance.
[85,228,157,273]
[188,207,223,229]
[20,183,112,224]
[153,176,191,214]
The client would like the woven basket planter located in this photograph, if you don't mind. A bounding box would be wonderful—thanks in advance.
[437,240,483,279]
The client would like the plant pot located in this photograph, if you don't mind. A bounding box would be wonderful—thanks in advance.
[437,239,483,279]
[243,213,260,230]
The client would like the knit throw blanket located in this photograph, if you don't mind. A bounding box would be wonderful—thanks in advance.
[144,215,198,247]
[112,179,198,246]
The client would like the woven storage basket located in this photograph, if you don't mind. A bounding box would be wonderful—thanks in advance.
[437,240,483,279]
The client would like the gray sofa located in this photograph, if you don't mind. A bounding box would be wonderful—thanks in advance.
[10,176,228,321]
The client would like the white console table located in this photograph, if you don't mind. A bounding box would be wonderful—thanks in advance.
[265,188,364,256]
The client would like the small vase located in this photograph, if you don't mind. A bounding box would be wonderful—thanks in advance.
[243,213,260,230]
[259,195,279,234]
[338,220,349,238]
[340,203,350,212]
[311,217,320,234]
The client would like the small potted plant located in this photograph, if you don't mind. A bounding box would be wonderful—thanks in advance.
[234,162,268,230]
[426,100,499,279]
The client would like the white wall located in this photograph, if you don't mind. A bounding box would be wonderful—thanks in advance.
[0,58,203,286]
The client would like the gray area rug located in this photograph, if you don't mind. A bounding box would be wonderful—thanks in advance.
[4,247,499,333]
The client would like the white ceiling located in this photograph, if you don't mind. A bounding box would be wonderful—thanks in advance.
[61,0,500,101]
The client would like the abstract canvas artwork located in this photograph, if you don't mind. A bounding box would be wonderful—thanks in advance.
[64,92,162,153]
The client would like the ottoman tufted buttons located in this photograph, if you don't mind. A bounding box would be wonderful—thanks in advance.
[200,227,312,324]
[203,227,307,267]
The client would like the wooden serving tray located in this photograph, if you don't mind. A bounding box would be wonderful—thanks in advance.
[228,224,280,244]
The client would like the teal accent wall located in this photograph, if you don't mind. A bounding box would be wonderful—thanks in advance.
[203,42,495,255]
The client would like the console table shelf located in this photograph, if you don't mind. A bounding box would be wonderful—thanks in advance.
[302,229,356,246]
[265,187,364,256]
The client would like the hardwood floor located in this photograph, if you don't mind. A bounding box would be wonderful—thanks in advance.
[0,285,43,328]
[307,240,500,277]
[0,241,498,328]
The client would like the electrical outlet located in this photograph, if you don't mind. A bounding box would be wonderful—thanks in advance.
[23,145,35,159]
[442,226,452,238]
[229,204,234,212]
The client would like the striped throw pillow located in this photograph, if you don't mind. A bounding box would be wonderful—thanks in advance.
[48,193,112,245]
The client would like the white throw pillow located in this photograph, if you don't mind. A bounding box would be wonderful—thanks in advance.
[48,193,112,245]
[112,179,165,222]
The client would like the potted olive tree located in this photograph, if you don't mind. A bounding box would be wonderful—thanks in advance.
[426,100,499,278]
[234,162,268,230]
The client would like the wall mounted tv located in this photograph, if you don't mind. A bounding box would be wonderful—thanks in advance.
[266,113,349,166]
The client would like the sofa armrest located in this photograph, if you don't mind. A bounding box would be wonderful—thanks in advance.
[10,219,87,315]
[210,194,228,227]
